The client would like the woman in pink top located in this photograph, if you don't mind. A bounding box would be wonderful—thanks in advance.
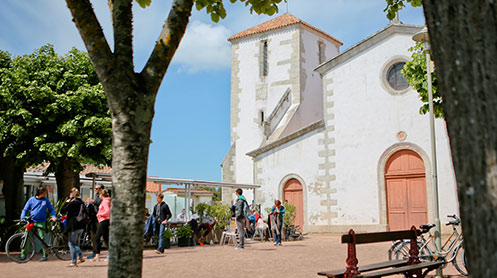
[93,189,110,261]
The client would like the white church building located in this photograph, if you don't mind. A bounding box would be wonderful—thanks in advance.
[221,14,459,233]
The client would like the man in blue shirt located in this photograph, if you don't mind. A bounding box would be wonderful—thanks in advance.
[20,185,57,261]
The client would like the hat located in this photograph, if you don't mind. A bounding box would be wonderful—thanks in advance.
[192,214,200,219]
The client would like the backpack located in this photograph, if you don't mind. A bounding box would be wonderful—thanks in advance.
[75,201,89,223]
[242,200,251,217]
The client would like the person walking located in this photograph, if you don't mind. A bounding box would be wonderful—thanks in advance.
[19,185,57,261]
[93,189,111,261]
[60,187,86,267]
[153,193,172,254]
[86,184,104,259]
[269,200,285,246]
[234,188,249,250]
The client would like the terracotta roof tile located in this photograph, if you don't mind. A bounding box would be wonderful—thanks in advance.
[146,181,161,193]
[164,187,214,195]
[228,13,342,45]
[26,162,112,175]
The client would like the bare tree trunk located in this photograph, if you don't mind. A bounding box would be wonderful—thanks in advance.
[65,0,193,276]
[422,1,497,276]
[55,159,80,200]
[0,156,25,224]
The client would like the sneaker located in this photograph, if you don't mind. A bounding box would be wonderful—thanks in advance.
[67,262,78,267]
[278,243,282,246]
[39,256,47,262]
[274,242,278,246]
[234,247,244,250]
[154,249,163,254]
[87,253,96,259]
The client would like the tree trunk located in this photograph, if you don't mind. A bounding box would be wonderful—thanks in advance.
[0,156,25,224]
[422,1,497,277]
[55,159,80,200]
[106,82,154,278]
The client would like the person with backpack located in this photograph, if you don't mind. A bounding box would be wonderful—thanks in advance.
[234,188,250,251]
[61,187,86,267]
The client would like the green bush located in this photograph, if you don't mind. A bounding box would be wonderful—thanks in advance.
[176,225,193,238]
[163,229,174,239]
[205,203,231,231]
[283,204,296,227]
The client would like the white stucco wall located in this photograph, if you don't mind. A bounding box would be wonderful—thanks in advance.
[323,32,458,228]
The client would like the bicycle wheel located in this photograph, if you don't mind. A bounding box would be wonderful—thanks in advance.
[394,240,433,262]
[452,243,468,276]
[6,233,35,263]
[388,240,405,261]
[52,234,71,261]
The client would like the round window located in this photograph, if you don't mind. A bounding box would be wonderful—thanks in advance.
[387,62,409,91]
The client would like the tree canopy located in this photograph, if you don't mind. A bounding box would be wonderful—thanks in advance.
[0,44,111,178]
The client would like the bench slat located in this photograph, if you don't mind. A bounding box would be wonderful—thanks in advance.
[353,261,445,278]
[342,230,418,244]
[318,260,409,277]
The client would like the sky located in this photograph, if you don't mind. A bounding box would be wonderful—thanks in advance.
[0,0,425,182]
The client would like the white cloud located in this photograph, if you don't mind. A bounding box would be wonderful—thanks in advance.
[172,21,231,73]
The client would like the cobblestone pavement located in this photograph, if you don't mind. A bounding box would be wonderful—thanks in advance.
[0,234,464,278]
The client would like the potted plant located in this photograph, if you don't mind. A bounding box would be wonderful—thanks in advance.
[176,225,193,247]
[163,229,174,249]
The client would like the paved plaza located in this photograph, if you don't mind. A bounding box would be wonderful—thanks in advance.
[0,234,464,278]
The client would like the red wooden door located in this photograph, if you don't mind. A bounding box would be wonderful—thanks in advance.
[385,150,427,231]
[284,178,304,229]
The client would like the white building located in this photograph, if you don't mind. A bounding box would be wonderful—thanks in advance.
[222,14,459,233]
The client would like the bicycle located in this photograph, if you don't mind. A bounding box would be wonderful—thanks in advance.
[284,224,304,241]
[388,215,467,276]
[5,216,71,263]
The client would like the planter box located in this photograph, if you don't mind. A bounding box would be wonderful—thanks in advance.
[164,238,171,249]
[178,237,191,247]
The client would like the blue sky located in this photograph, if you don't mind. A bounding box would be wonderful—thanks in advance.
[0,0,425,181]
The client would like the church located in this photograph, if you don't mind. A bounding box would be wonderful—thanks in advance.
[221,14,459,233]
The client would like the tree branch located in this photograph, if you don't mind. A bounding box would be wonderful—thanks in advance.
[140,0,194,94]
[112,0,134,71]
[65,0,114,84]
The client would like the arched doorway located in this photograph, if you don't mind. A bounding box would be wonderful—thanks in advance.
[283,178,304,229]
[385,150,428,231]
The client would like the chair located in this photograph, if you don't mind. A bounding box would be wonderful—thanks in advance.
[252,219,268,241]
[220,221,237,246]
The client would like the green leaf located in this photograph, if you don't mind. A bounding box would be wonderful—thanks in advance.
[211,13,220,23]
[136,0,151,8]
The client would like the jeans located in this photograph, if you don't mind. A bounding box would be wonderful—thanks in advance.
[274,223,282,244]
[157,222,166,252]
[235,217,246,248]
[68,229,83,263]
[22,222,47,257]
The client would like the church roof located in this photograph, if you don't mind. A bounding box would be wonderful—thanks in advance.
[228,13,342,45]
[315,23,423,74]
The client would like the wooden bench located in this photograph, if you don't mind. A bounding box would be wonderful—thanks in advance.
[318,226,445,278]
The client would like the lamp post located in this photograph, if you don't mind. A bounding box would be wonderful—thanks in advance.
[412,28,442,277]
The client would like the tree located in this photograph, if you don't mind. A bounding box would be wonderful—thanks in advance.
[0,45,112,214]
[64,0,282,277]
[401,42,442,118]
[386,1,497,276]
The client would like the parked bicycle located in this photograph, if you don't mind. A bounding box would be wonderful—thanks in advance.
[5,216,71,263]
[388,215,467,276]
[284,224,304,241]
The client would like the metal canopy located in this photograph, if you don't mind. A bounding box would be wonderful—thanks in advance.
[85,172,261,220]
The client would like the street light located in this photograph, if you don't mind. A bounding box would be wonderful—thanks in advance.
[412,27,443,278]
